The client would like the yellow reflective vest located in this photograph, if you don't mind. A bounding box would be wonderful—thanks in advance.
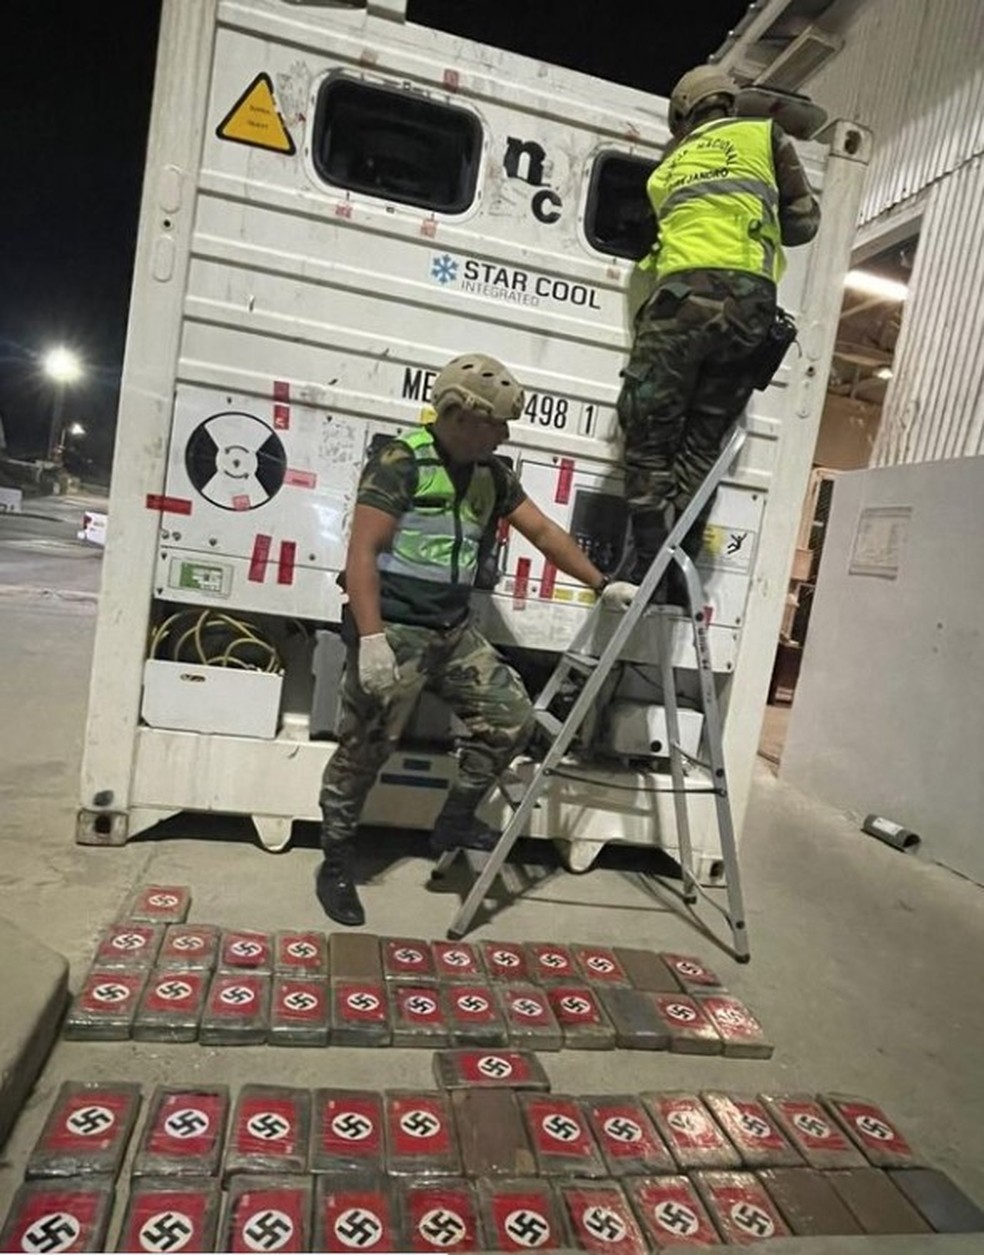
[644,117,784,283]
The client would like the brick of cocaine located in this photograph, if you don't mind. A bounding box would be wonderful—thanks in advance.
[330,931,382,981]
[432,1049,551,1092]
[597,988,671,1051]
[200,971,270,1045]
[93,923,163,969]
[625,1175,721,1249]
[382,937,435,983]
[27,1081,141,1180]
[887,1167,984,1233]
[221,1174,312,1253]
[826,1168,932,1234]
[133,1085,230,1178]
[759,1094,866,1170]
[132,968,208,1042]
[124,885,191,925]
[158,923,220,970]
[614,948,683,992]
[546,985,615,1049]
[659,952,725,992]
[331,980,391,1047]
[557,1180,647,1255]
[269,976,330,1046]
[518,1094,606,1178]
[385,1091,461,1177]
[759,1166,866,1235]
[400,1178,481,1254]
[496,984,563,1051]
[63,968,147,1040]
[572,945,631,987]
[701,1092,802,1168]
[445,983,509,1048]
[820,1093,920,1167]
[311,1090,386,1175]
[693,1169,792,1243]
[224,1085,311,1178]
[643,1092,741,1171]
[452,1089,535,1178]
[219,929,272,973]
[652,994,723,1054]
[390,985,450,1048]
[314,1172,402,1253]
[274,930,328,977]
[481,940,531,982]
[115,1176,220,1253]
[0,1177,115,1253]
[581,1096,676,1177]
[525,942,577,984]
[432,941,485,982]
[697,994,773,1059]
[478,1178,570,1252]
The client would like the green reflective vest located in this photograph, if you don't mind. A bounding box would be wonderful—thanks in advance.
[644,117,784,283]
[377,428,499,627]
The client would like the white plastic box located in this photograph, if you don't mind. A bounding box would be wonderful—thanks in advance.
[141,660,282,739]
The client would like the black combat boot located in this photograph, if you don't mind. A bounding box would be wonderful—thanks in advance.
[315,841,365,926]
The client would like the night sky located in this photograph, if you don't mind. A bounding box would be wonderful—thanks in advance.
[0,0,748,476]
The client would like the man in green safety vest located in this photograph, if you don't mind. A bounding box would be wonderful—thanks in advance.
[317,352,635,926]
[617,65,821,597]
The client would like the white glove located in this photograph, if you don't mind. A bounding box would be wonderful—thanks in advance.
[357,633,401,698]
[600,580,639,610]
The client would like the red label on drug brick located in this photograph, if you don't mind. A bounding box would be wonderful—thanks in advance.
[652,1096,728,1152]
[228,1186,308,1254]
[395,987,444,1024]
[590,1101,667,1162]
[221,930,271,971]
[447,987,497,1024]
[833,1100,913,1157]
[776,1099,852,1150]
[42,1090,135,1154]
[274,979,327,1022]
[548,986,605,1026]
[482,942,528,980]
[526,1098,594,1159]
[145,1091,227,1159]
[318,1094,383,1159]
[320,1184,397,1253]
[335,982,387,1023]
[387,1094,452,1158]
[129,885,190,919]
[77,970,145,1013]
[575,946,628,984]
[698,1176,788,1245]
[207,973,265,1016]
[629,1178,719,1248]
[527,943,575,980]
[383,940,434,979]
[562,1184,646,1255]
[121,1186,215,1253]
[276,932,326,974]
[95,923,159,965]
[489,1190,560,1251]
[661,952,722,986]
[3,1186,109,1253]
[232,1097,303,1158]
[141,970,206,1014]
[715,1097,790,1155]
[504,988,552,1026]
[447,1051,537,1084]
[700,995,765,1043]
[406,1183,477,1254]
[161,925,218,964]
[432,942,481,979]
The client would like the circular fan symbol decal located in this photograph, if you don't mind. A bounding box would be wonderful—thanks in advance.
[185,412,287,510]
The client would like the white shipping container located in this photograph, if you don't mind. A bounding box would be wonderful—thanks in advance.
[79,0,870,874]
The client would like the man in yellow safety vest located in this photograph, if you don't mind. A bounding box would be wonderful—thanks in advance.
[617,65,821,597]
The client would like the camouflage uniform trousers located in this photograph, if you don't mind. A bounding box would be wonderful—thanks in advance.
[319,617,535,848]
[616,269,776,523]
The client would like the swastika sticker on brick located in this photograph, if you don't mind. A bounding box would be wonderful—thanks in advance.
[29,1083,141,1179]
[313,1091,384,1172]
[135,1087,228,1176]
[405,1185,477,1253]
[227,1089,310,1174]
[225,1184,311,1253]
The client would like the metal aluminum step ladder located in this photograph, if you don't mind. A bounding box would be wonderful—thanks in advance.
[433,423,750,961]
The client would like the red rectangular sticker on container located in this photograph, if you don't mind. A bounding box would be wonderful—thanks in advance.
[555,458,575,504]
[249,534,272,583]
[514,558,531,606]
[284,468,317,489]
[146,494,192,515]
[274,403,290,430]
[274,380,290,402]
[539,562,557,600]
[278,540,297,586]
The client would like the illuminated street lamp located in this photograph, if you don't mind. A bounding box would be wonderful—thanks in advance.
[42,347,83,461]
[68,422,86,437]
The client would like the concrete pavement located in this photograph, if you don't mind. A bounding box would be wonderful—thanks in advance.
[1,522,983,1244]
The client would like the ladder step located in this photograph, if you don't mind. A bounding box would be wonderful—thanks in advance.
[499,777,537,809]
[563,652,600,674]
[534,710,563,739]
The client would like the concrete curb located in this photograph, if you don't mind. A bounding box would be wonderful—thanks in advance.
[0,919,69,1150]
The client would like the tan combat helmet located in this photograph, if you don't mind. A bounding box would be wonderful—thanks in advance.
[431,353,525,421]
[668,65,738,136]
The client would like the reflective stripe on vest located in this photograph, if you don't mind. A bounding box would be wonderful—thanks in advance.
[645,117,784,283]
[377,428,496,588]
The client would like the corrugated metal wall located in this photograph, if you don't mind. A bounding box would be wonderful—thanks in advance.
[807,0,984,462]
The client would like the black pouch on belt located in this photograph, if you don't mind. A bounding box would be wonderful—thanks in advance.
[749,306,798,390]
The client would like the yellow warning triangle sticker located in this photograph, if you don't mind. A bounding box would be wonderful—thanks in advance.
[216,72,296,156]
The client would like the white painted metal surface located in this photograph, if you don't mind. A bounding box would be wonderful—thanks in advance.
[79,0,867,869]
